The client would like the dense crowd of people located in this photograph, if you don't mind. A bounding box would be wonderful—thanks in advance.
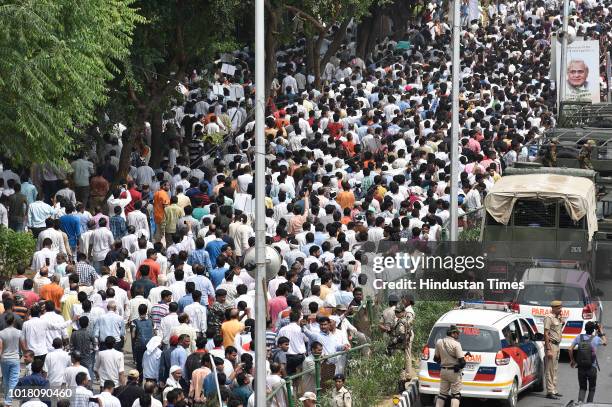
[0,0,611,406]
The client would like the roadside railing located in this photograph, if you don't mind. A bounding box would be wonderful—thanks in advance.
[265,298,374,406]
[266,343,372,406]
[441,206,483,241]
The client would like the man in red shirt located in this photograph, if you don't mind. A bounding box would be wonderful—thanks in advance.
[327,113,343,139]
[268,283,289,328]
[17,279,40,308]
[136,249,161,285]
[122,180,142,216]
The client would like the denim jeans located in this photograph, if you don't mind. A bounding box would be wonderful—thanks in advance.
[1,359,20,405]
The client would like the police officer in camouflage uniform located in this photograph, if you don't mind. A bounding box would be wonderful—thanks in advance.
[434,325,465,407]
[386,303,414,385]
[207,289,228,335]
[379,294,398,336]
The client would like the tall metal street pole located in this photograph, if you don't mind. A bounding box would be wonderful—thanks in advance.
[254,0,267,405]
[558,0,570,115]
[450,0,461,242]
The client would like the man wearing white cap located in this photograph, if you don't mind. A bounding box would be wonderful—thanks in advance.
[163,366,183,404]
[299,391,317,407]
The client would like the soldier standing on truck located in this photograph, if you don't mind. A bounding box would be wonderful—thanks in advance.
[541,139,558,167]
[579,140,596,170]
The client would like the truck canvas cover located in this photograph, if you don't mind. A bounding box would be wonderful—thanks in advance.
[484,174,598,240]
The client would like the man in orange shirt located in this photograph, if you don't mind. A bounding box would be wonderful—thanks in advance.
[153,181,170,243]
[136,249,161,285]
[221,309,244,348]
[336,181,355,210]
[40,274,64,309]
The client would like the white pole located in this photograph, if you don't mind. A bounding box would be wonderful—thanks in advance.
[558,0,570,115]
[254,0,267,405]
[607,51,611,102]
[209,354,223,406]
[450,0,461,242]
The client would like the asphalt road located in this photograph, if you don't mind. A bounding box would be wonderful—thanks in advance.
[456,278,612,407]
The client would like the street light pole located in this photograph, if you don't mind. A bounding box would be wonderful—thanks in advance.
[558,0,570,115]
[254,0,267,405]
[450,0,461,242]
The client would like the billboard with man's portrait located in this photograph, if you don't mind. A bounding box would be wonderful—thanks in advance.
[562,40,600,103]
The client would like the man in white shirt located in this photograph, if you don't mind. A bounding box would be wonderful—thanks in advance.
[127,201,150,240]
[64,352,91,388]
[184,290,208,335]
[71,372,96,407]
[94,337,126,387]
[90,218,114,272]
[160,303,180,346]
[41,301,69,350]
[95,380,122,407]
[128,287,152,323]
[43,338,71,387]
[107,188,131,219]
[277,311,308,375]
[20,304,72,359]
[31,238,58,273]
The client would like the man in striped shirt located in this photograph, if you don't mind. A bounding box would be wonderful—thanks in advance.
[150,290,172,330]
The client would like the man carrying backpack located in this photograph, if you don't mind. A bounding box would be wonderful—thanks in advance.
[568,321,607,402]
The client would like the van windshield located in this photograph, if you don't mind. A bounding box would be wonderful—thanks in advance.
[517,284,584,307]
[427,326,501,352]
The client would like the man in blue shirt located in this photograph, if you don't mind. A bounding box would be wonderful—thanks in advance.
[170,334,190,372]
[209,258,229,288]
[59,203,81,258]
[205,231,226,267]
[569,321,607,402]
[187,237,213,273]
[177,282,207,312]
[20,174,38,204]
[186,264,216,303]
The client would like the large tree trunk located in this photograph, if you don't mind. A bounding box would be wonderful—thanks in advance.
[149,107,164,168]
[320,19,351,72]
[264,3,279,100]
[116,110,145,185]
[313,34,324,89]
[356,14,373,59]
[305,34,315,75]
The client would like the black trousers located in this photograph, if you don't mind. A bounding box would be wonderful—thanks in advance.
[578,366,597,402]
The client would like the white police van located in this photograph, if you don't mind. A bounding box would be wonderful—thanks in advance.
[418,302,545,407]
[510,266,603,350]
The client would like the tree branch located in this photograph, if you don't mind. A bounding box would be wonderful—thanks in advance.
[320,17,351,69]
[285,5,326,32]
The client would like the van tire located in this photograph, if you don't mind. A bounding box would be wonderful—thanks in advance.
[533,359,545,392]
[501,379,518,407]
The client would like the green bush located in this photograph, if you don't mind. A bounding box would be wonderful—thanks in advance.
[0,227,36,278]
[315,301,455,407]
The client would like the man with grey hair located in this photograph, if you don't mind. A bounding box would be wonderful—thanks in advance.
[94,302,125,351]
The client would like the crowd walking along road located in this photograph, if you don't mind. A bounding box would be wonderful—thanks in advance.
[1,0,612,405]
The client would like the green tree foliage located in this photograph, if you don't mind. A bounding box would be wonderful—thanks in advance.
[0,227,35,277]
[107,0,242,179]
[0,0,142,165]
